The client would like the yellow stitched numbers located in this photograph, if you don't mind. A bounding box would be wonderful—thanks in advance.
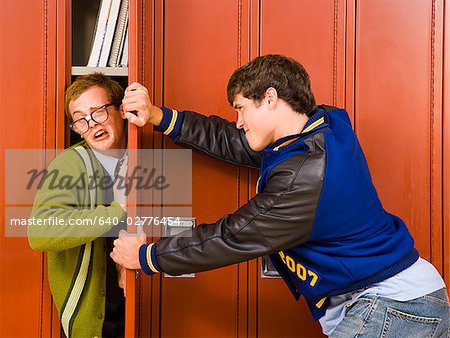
[279,251,319,287]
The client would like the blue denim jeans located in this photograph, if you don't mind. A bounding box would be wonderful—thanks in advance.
[330,288,449,337]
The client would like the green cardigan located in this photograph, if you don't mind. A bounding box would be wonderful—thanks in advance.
[28,141,126,338]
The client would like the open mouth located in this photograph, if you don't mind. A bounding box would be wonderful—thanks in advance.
[94,130,108,140]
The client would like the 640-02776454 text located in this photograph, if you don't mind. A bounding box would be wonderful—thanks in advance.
[10,216,182,227]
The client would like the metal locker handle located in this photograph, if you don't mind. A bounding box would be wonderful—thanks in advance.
[163,217,196,278]
[261,256,281,278]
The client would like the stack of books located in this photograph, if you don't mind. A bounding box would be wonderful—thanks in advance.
[87,0,128,67]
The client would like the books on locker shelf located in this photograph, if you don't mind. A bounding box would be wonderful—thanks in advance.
[87,0,129,68]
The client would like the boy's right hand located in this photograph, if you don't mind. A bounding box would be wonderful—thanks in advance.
[122,82,163,127]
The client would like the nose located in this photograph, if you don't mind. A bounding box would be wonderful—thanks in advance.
[236,112,244,129]
[86,115,98,129]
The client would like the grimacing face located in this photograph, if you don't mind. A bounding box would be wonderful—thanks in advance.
[69,86,126,152]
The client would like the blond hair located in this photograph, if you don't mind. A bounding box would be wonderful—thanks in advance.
[65,72,124,121]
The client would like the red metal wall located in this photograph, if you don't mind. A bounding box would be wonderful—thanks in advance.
[0,1,449,337]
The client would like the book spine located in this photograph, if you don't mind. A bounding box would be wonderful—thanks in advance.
[98,0,122,67]
[108,0,129,67]
[87,0,113,67]
[119,25,129,67]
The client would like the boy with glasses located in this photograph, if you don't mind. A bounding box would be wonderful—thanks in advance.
[29,73,137,338]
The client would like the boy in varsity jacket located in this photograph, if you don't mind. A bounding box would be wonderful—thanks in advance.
[113,55,449,337]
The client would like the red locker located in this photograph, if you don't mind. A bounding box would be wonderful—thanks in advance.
[354,0,442,264]
[1,1,449,337]
[145,1,243,337]
[444,0,450,288]
[0,1,55,337]
[256,1,346,336]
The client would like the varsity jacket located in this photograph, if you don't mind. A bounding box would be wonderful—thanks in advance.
[140,106,419,320]
[28,141,126,337]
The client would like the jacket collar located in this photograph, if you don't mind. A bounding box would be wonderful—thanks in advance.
[264,108,328,152]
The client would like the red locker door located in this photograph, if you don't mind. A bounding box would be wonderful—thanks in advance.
[256,1,346,336]
[354,0,442,265]
[0,1,57,337]
[147,1,243,337]
[444,0,450,288]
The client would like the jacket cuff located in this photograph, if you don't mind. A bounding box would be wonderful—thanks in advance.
[139,243,161,275]
[154,107,184,142]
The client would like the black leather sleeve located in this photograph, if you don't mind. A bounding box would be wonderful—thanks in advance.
[155,133,326,275]
[176,111,262,168]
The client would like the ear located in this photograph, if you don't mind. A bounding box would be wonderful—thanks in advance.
[119,103,125,119]
[265,87,278,108]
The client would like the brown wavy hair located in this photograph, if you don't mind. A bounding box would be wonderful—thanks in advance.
[227,54,316,114]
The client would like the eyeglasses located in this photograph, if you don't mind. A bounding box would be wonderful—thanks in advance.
[69,103,116,135]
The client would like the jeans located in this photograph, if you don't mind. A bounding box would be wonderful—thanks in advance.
[330,288,450,337]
